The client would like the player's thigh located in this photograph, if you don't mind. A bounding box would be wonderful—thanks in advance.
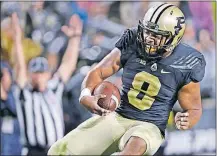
[49,113,125,155]
[69,114,125,155]
[119,122,164,155]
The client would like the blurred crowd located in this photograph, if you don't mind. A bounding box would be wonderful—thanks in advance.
[0,1,216,155]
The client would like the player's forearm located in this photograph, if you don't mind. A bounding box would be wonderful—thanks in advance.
[79,68,105,110]
[187,108,202,128]
[81,48,121,93]
[81,68,104,93]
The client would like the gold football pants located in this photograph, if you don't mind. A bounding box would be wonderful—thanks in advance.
[48,112,164,155]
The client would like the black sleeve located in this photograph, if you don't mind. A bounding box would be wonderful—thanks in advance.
[115,28,137,51]
[115,28,137,67]
[184,53,206,85]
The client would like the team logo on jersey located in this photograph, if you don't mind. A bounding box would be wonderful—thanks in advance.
[151,63,157,71]
[161,69,171,74]
[136,58,146,66]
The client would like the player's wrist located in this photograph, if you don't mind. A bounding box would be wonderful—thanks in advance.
[79,88,92,104]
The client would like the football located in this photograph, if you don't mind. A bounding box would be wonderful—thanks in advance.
[93,81,121,111]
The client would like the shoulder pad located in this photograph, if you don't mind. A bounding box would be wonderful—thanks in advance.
[115,27,137,51]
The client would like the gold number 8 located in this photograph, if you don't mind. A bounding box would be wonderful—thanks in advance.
[128,71,161,110]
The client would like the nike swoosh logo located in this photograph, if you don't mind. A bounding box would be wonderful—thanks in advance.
[161,69,171,74]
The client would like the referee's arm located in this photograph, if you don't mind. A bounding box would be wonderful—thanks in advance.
[12,13,28,89]
[56,15,83,84]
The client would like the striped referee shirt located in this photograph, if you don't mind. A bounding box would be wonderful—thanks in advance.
[14,75,64,148]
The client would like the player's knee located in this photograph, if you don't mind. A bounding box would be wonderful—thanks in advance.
[48,140,61,155]
[48,139,68,155]
[120,136,147,155]
[48,141,58,155]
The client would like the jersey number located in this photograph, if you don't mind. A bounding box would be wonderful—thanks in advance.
[128,71,161,110]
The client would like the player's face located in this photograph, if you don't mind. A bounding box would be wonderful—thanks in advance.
[143,29,166,54]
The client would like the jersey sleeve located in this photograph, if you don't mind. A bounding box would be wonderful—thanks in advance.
[183,53,206,85]
[115,28,137,67]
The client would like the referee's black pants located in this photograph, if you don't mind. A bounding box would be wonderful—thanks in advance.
[22,146,49,156]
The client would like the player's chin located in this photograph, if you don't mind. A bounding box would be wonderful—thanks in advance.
[180,125,189,130]
[145,46,157,53]
[150,48,157,54]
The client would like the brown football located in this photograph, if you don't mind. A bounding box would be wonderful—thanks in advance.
[93,81,121,111]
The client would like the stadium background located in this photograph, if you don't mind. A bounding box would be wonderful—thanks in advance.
[1,1,216,155]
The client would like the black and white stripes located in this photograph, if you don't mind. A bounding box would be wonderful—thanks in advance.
[14,77,64,148]
[170,54,201,70]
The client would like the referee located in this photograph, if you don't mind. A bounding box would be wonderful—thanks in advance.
[11,13,83,155]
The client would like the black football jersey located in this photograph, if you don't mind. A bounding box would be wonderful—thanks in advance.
[115,28,206,135]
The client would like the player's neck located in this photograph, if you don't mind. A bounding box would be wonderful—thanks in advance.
[162,50,172,58]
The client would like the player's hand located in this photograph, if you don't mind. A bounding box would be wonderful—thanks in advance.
[80,95,111,116]
[61,14,83,38]
[175,112,189,130]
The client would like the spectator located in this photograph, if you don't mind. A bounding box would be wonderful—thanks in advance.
[87,2,126,36]
[1,15,42,67]
[12,13,82,155]
[25,1,73,72]
[78,2,126,63]
[182,19,197,47]
[0,60,22,155]
[63,66,92,133]
[195,29,215,98]
[70,1,88,25]
[119,1,149,27]
[179,1,192,19]
[188,2,214,40]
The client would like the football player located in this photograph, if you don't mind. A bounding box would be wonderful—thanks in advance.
[48,3,205,155]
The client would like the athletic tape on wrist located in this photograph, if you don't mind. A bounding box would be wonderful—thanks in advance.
[79,88,91,103]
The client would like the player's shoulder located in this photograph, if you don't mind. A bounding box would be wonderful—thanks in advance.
[115,27,138,51]
[115,27,138,67]
[169,43,206,72]
[175,43,203,58]
[121,27,138,39]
